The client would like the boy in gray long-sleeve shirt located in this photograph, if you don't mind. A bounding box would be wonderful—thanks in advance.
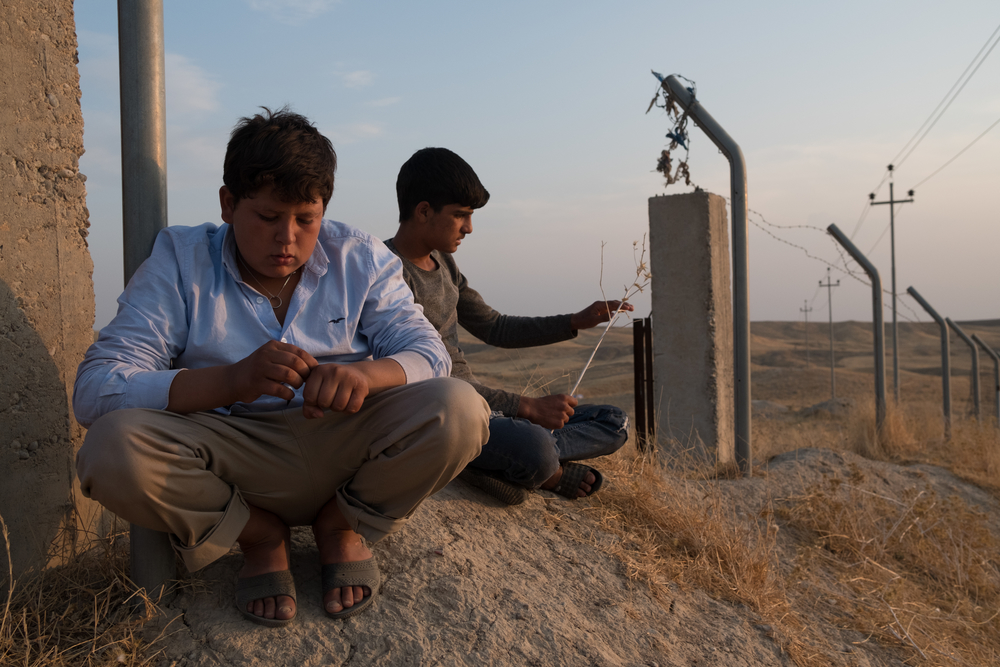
[386,148,630,504]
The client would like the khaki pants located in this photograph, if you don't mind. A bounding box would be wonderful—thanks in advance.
[77,377,488,571]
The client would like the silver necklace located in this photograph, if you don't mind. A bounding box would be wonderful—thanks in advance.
[236,250,296,309]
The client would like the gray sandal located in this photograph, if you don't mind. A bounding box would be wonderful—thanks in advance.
[458,467,530,506]
[235,570,297,627]
[322,557,380,620]
[551,463,604,499]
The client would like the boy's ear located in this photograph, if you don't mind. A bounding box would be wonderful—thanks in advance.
[412,201,434,223]
[219,186,236,224]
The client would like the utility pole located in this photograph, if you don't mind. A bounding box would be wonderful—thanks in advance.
[870,166,914,403]
[819,268,840,400]
[800,300,813,368]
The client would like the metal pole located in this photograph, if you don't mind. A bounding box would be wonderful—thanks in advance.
[644,317,655,443]
[800,300,812,368]
[820,268,839,400]
[889,183,898,402]
[633,320,647,451]
[659,74,751,474]
[947,318,982,423]
[827,224,886,429]
[906,287,952,438]
[119,0,175,601]
[120,0,168,281]
[971,334,1000,429]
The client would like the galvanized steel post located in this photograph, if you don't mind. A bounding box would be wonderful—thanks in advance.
[827,225,886,429]
[972,334,1000,428]
[660,75,751,474]
[906,287,952,438]
[947,319,982,422]
[118,0,175,600]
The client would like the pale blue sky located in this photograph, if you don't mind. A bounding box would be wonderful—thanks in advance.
[75,1,1000,329]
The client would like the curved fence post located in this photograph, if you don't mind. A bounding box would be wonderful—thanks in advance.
[906,287,951,438]
[657,74,750,474]
[827,225,886,429]
[946,319,981,422]
[972,334,1000,429]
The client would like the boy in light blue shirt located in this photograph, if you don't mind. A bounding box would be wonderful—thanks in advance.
[74,109,489,625]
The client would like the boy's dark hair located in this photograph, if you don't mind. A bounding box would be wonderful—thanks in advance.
[223,106,336,207]
[396,147,490,222]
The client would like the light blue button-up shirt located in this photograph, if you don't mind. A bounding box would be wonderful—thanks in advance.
[73,220,450,427]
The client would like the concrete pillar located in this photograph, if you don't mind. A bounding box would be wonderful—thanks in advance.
[0,0,103,577]
[648,192,735,465]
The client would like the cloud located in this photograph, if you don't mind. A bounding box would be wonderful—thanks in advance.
[247,0,339,25]
[366,97,401,107]
[327,122,383,144]
[165,53,220,115]
[341,70,373,88]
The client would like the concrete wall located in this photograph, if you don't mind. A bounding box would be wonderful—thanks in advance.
[0,0,100,576]
[649,192,734,465]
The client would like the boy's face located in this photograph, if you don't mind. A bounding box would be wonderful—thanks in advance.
[220,184,324,278]
[416,202,474,254]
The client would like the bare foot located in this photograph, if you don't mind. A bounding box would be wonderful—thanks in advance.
[237,504,296,622]
[540,466,595,498]
[312,499,374,614]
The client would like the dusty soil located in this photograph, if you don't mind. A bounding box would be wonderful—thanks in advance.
[143,320,1000,667]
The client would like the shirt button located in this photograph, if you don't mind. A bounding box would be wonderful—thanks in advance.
[256,297,264,304]
[281,338,287,343]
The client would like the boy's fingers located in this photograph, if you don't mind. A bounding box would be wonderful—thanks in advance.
[264,381,295,401]
[302,404,324,419]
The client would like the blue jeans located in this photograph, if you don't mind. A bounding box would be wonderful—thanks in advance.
[469,404,629,489]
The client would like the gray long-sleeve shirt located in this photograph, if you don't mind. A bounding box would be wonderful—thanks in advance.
[385,239,577,416]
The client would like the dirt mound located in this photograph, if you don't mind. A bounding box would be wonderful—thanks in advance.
[138,445,1000,667]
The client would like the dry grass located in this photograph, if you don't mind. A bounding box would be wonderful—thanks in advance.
[583,402,1000,667]
[0,515,169,667]
[776,468,1000,665]
[589,445,834,667]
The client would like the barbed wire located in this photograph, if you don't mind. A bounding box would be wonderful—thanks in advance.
[736,200,926,323]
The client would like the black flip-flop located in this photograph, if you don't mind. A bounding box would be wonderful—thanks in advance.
[550,462,604,499]
[458,467,530,506]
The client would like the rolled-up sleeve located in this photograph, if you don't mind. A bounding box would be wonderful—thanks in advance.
[72,232,190,427]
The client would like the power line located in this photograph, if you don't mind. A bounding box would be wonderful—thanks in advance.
[867,205,908,255]
[849,200,873,240]
[851,21,1000,241]
[891,21,1000,169]
[910,113,1000,189]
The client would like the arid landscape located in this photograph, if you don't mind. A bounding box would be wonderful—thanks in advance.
[4,318,1000,666]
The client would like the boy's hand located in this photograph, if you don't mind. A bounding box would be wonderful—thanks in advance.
[301,363,372,418]
[233,340,318,403]
[570,300,634,330]
[517,394,578,430]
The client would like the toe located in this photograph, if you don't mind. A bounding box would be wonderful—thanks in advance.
[325,587,344,613]
[251,598,265,617]
[263,596,276,619]
[276,594,296,620]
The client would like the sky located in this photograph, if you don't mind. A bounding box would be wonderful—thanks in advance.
[74,0,1000,330]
